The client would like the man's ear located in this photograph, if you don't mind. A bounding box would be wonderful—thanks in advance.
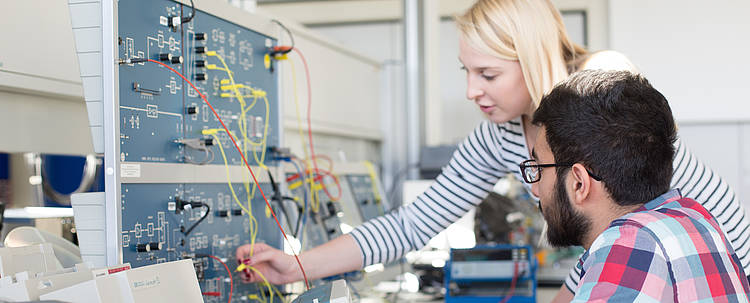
[568,164,592,207]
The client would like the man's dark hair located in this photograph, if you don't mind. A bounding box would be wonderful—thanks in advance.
[532,70,677,206]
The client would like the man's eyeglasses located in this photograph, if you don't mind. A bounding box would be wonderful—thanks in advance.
[519,159,603,184]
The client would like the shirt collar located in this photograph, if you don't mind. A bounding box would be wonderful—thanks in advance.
[635,189,683,212]
[579,189,682,269]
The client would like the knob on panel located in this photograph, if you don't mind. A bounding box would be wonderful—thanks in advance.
[136,243,150,252]
[148,242,162,251]
[171,55,183,64]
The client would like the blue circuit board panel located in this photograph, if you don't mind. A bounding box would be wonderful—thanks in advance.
[345,175,385,221]
[116,0,283,302]
[118,0,279,166]
[122,183,283,302]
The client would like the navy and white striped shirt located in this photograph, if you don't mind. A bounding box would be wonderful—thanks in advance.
[348,117,750,292]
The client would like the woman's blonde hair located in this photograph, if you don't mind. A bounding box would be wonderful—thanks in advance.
[456,0,587,106]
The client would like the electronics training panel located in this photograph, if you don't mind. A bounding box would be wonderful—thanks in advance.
[110,0,281,301]
[68,0,394,300]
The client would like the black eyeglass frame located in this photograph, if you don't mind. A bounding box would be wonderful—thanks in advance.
[518,159,603,184]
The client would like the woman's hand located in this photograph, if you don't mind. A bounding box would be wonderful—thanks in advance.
[234,234,363,285]
[235,243,300,284]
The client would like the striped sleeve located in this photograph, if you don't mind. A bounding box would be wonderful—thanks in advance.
[563,136,750,293]
[349,121,522,266]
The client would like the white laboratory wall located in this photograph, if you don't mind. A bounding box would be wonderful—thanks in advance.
[309,23,403,64]
[609,0,750,123]
[274,19,383,143]
[309,22,408,193]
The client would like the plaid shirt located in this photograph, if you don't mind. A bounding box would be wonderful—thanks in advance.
[572,189,750,302]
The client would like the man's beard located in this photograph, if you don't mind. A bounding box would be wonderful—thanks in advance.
[542,175,591,247]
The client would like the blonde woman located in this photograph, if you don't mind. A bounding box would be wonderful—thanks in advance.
[237,0,750,300]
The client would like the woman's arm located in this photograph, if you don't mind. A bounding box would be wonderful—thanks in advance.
[236,235,362,284]
[237,121,521,283]
[349,121,517,266]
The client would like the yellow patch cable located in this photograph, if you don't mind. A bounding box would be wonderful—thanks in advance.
[235,264,287,303]
[207,51,271,204]
[207,51,254,168]
[205,63,233,74]
[211,59,268,171]
[204,129,260,256]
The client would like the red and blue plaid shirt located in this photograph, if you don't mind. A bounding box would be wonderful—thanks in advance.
[572,189,750,302]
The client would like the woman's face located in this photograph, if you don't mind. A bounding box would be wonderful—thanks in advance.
[459,38,534,124]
